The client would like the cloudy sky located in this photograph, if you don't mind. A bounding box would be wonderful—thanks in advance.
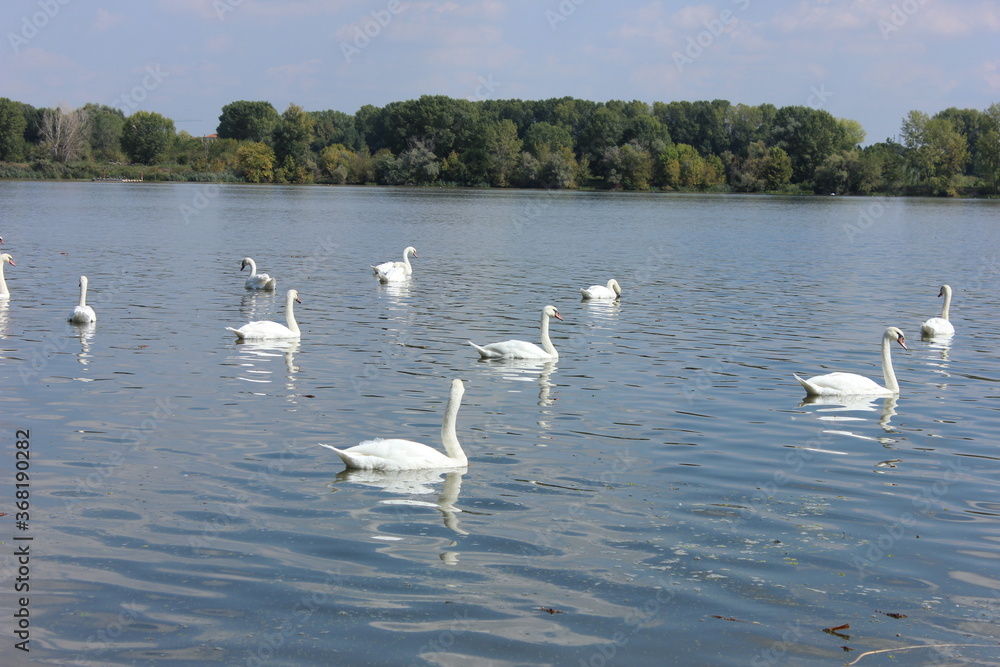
[1,0,998,144]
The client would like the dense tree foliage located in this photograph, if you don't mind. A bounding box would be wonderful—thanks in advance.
[121,111,175,165]
[0,93,996,194]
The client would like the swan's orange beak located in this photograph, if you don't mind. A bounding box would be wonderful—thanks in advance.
[295,296,302,304]
[7,259,14,266]
[896,334,907,350]
[553,312,563,321]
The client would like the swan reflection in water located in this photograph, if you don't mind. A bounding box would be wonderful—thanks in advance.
[233,339,300,388]
[239,290,277,321]
[71,321,96,367]
[799,394,899,436]
[334,469,470,561]
[479,358,557,408]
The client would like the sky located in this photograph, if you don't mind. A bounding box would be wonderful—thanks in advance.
[1,0,998,145]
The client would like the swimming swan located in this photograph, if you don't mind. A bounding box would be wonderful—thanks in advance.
[581,279,622,300]
[226,289,301,339]
[321,379,467,471]
[469,305,563,360]
[794,326,907,396]
[240,257,277,291]
[69,276,97,323]
[372,246,417,282]
[920,284,955,337]
[0,253,14,298]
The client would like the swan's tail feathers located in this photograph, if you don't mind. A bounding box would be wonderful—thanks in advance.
[226,327,245,339]
[265,278,277,291]
[793,374,813,393]
[468,341,494,359]
[580,288,590,299]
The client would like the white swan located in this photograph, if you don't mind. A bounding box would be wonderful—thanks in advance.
[0,253,14,299]
[240,257,277,291]
[581,278,622,300]
[227,289,301,339]
[795,326,907,396]
[921,284,955,337]
[469,305,563,360]
[372,246,417,282]
[69,276,97,324]
[321,379,467,471]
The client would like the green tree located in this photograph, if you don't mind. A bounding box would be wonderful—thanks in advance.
[0,97,28,161]
[217,101,279,142]
[523,121,572,155]
[484,119,522,187]
[121,111,175,164]
[397,139,439,185]
[769,106,846,183]
[83,103,125,162]
[272,104,314,164]
[901,110,969,195]
[235,142,275,183]
[319,143,354,183]
[976,104,1000,193]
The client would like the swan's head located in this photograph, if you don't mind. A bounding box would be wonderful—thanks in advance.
[287,289,302,304]
[1,253,14,266]
[886,326,907,350]
[240,258,253,272]
[79,275,88,289]
[405,246,417,258]
[0,236,4,244]
[543,305,563,321]
[450,378,465,398]
[938,284,951,298]
[608,279,622,296]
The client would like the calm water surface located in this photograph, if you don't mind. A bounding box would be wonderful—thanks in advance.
[0,182,998,666]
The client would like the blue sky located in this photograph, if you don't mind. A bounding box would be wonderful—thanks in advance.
[1,0,998,144]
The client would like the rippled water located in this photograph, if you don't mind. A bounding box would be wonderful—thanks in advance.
[1,182,998,666]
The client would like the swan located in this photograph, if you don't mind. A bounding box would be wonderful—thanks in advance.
[794,326,907,396]
[0,253,14,298]
[321,379,467,471]
[921,284,955,337]
[69,276,97,324]
[240,257,277,291]
[227,289,301,339]
[469,305,563,360]
[581,278,622,300]
[372,246,417,278]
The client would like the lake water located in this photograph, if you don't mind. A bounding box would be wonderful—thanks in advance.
[1,181,998,666]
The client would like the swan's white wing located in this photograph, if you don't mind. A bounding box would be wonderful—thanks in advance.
[321,439,461,471]
[376,265,408,283]
[245,272,276,290]
[227,320,298,339]
[921,317,954,336]
[70,306,96,324]
[581,285,616,299]
[795,372,889,396]
[372,261,395,274]
[469,339,553,360]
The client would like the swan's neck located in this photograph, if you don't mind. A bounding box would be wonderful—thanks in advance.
[78,281,88,308]
[440,387,466,464]
[940,287,951,321]
[540,312,557,356]
[881,333,899,393]
[284,295,299,334]
[401,251,411,271]
[247,259,257,276]
[0,261,7,298]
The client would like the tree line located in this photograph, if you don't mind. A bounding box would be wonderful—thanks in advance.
[0,95,997,195]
